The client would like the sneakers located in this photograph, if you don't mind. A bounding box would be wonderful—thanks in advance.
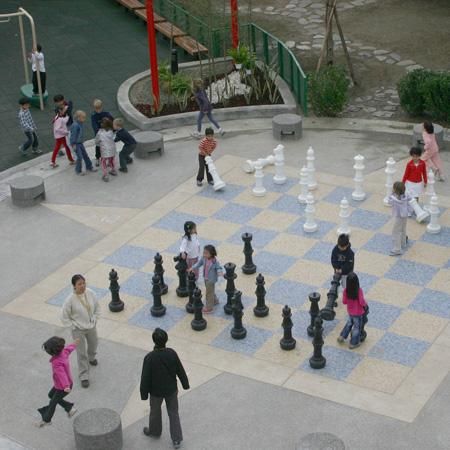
[119,167,128,173]
[127,157,133,164]
[77,172,86,176]
[102,175,109,182]
[88,168,98,173]
[208,180,214,186]
[89,359,98,366]
[67,407,78,418]
[19,146,27,156]
[50,162,59,168]
[35,420,51,428]
[69,161,75,165]
[337,336,345,344]
[32,149,43,155]
[196,180,203,186]
[143,427,160,438]
[218,127,225,136]
[191,131,200,139]
[95,159,100,167]
[173,441,181,449]
[349,342,361,350]
[202,307,213,314]
[58,150,64,157]
[81,380,89,388]
[389,251,401,256]
[109,170,117,176]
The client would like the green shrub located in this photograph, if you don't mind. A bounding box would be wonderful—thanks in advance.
[422,72,450,122]
[309,66,348,116]
[397,69,433,116]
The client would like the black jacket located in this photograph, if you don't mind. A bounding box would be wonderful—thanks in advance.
[114,128,137,145]
[140,347,190,399]
[331,244,354,275]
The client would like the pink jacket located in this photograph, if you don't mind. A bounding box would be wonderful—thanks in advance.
[53,115,69,139]
[50,343,76,390]
[343,288,367,316]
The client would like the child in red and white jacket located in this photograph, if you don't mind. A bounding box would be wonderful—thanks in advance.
[196,127,217,187]
[50,107,74,168]
[402,146,427,201]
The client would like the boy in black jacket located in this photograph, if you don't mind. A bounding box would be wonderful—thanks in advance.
[113,118,136,173]
[331,234,355,288]
[140,328,189,449]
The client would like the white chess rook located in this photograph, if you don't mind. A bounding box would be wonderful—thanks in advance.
[273,145,287,185]
[424,169,436,213]
[408,197,429,223]
[303,192,318,233]
[298,166,309,204]
[352,154,366,201]
[426,195,441,234]
[337,197,351,235]
[252,161,266,197]
[243,154,275,174]
[383,157,396,206]
[205,156,226,191]
[306,146,317,190]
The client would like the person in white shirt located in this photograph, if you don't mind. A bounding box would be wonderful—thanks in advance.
[61,274,100,388]
[179,221,201,279]
[28,44,46,95]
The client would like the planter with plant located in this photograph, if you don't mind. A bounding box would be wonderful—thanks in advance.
[227,44,254,70]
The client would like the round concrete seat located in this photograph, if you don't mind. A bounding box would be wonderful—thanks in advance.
[412,123,445,151]
[10,175,45,207]
[272,113,302,140]
[134,131,164,159]
[73,408,122,450]
[20,84,48,108]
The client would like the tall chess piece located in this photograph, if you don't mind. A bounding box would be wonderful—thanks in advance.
[243,154,275,173]
[352,154,366,201]
[191,287,207,331]
[153,252,168,295]
[309,317,326,369]
[280,305,296,350]
[205,156,226,191]
[360,305,369,342]
[174,254,189,297]
[253,273,269,317]
[297,166,309,204]
[336,197,351,235]
[231,291,247,339]
[426,195,441,234]
[320,274,340,321]
[306,146,317,190]
[151,274,166,317]
[252,161,267,197]
[241,232,257,274]
[224,262,237,315]
[303,193,318,233]
[408,197,429,223]
[186,270,196,313]
[273,144,287,185]
[109,268,124,312]
[383,157,396,206]
[307,292,321,337]
[424,169,436,213]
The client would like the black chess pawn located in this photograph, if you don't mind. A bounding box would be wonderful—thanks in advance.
[309,316,326,369]
[320,273,340,321]
[186,270,196,314]
[191,288,207,331]
[154,252,168,295]
[224,262,237,315]
[151,274,166,317]
[307,292,321,337]
[108,268,124,312]
[253,273,269,317]
[241,232,256,275]
[174,254,189,297]
[280,305,296,350]
[231,291,247,339]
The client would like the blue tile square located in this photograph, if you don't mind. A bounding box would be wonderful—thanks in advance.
[385,259,438,286]
[362,233,393,255]
[292,310,338,340]
[323,187,369,206]
[47,286,109,306]
[197,183,245,201]
[121,271,153,299]
[287,218,335,240]
[368,332,430,367]
[104,245,156,270]
[211,324,273,356]
[409,289,450,319]
[153,211,206,233]
[129,304,186,331]
[358,272,379,291]
[421,226,450,247]
[300,345,363,380]
[213,203,262,224]
[209,293,254,320]
[365,300,402,330]
[269,194,303,215]
[253,251,296,277]
[349,209,391,231]
[227,226,277,249]
[267,279,316,307]
[303,241,335,264]
[445,259,450,269]
[263,175,297,193]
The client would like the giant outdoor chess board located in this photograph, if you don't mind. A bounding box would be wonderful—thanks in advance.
[4,154,450,423]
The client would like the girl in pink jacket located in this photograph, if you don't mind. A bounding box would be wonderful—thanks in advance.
[50,107,74,168]
[36,336,79,427]
[422,121,445,181]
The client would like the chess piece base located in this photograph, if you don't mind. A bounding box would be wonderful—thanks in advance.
[351,192,366,201]
[280,338,296,351]
[303,223,318,233]
[426,224,441,234]
[319,308,336,322]
[252,187,266,197]
[151,305,166,317]
[242,264,257,275]
[253,305,269,317]
[224,303,233,315]
[191,318,207,331]
[185,303,194,314]
[160,284,168,295]
[108,301,124,313]
[231,327,247,339]
[176,287,189,298]
[309,356,326,369]
[273,176,287,185]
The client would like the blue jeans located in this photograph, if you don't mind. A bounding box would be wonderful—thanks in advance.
[340,315,362,346]
[197,110,220,132]
[74,143,93,173]
[22,131,39,152]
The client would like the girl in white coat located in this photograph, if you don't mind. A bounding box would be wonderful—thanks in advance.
[95,117,117,182]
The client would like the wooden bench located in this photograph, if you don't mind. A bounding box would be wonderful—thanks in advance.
[174,35,208,55]
[116,0,145,11]
[154,21,187,38]
[134,8,166,23]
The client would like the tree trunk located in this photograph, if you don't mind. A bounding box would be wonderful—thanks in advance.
[325,0,334,65]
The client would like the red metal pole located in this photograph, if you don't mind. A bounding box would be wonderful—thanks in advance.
[230,0,239,48]
[146,0,160,111]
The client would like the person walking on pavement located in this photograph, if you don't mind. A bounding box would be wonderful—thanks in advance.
[140,328,190,449]
[61,274,100,388]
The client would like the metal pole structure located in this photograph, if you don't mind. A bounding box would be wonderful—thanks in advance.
[18,15,29,83]
[230,0,239,48]
[145,0,160,112]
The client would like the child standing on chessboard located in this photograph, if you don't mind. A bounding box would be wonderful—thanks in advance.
[388,181,411,256]
[196,127,216,187]
[337,272,368,350]
[36,336,79,428]
[70,111,97,176]
[421,121,445,182]
[95,118,117,182]
[180,221,201,279]
[113,118,136,173]
[331,234,354,289]
[190,245,223,314]
[50,107,75,168]
[91,99,113,167]
[402,146,427,203]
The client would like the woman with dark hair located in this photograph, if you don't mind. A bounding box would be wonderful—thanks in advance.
[61,274,100,388]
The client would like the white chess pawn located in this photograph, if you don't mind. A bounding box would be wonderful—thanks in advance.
[298,166,309,204]
[306,146,317,190]
[383,157,396,206]
[243,154,275,173]
[273,145,286,185]
[205,156,226,191]
[252,161,266,197]
[408,197,429,223]
[352,154,366,201]
[337,197,351,235]
[426,195,441,234]
[424,169,436,213]
[303,192,318,233]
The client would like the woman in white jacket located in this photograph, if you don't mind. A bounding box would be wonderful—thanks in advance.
[95,117,117,182]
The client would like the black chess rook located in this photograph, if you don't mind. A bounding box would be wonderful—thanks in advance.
[280,305,296,350]
[154,252,168,295]
[186,270,196,314]
[231,291,247,339]
[108,268,124,312]
[307,292,321,337]
[151,274,166,317]
[191,287,207,331]
[253,273,269,317]
[241,232,257,275]
[309,316,326,369]
[224,262,237,315]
